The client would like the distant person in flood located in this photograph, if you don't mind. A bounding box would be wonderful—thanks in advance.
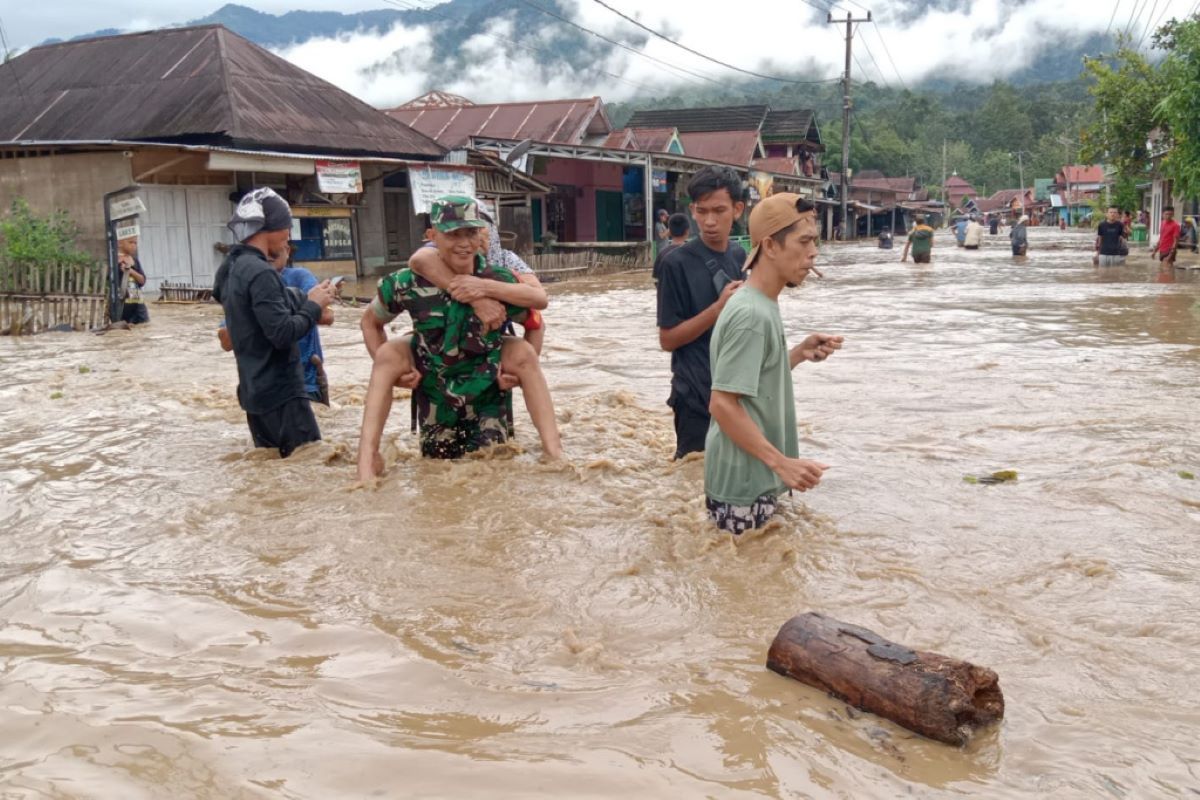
[1180,216,1198,254]
[1094,206,1127,267]
[1153,206,1181,269]
[964,216,985,250]
[704,193,843,534]
[657,166,748,459]
[212,188,337,457]
[954,216,968,247]
[116,234,149,325]
[877,228,893,249]
[1009,215,1029,257]
[989,215,999,236]
[654,208,670,244]
[901,214,934,264]
[652,213,691,285]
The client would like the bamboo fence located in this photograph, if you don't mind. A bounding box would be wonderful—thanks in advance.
[526,243,653,281]
[157,281,213,303]
[0,261,110,335]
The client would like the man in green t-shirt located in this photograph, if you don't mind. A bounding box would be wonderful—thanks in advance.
[901,214,935,264]
[704,193,844,534]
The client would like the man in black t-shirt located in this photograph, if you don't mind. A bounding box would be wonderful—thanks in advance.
[1094,206,1127,267]
[656,167,747,459]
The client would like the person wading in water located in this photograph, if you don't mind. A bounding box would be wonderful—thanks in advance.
[656,166,747,459]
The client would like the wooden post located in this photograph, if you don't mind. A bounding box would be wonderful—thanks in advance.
[767,613,1003,746]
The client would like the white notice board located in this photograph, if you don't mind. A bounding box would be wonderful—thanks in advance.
[408,167,476,214]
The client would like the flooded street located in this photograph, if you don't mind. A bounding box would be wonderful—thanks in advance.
[1,228,1198,798]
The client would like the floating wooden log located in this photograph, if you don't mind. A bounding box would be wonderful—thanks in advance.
[767,612,1003,746]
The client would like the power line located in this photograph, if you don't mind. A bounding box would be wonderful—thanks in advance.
[1136,0,1162,47]
[871,22,909,90]
[589,0,839,85]
[1106,0,1123,36]
[0,16,26,105]
[379,0,664,94]
[1122,0,1147,39]
[1142,0,1175,46]
[513,0,726,86]
[857,31,890,86]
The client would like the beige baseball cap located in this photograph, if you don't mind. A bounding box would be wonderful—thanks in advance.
[745,193,814,270]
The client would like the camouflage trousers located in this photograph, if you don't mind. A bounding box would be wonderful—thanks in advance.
[412,385,514,459]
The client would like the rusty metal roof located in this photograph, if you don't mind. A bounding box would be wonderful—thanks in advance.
[626,105,769,133]
[751,157,799,175]
[0,25,444,159]
[387,96,611,148]
[678,131,763,167]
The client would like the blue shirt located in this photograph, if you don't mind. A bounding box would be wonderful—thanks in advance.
[279,266,324,394]
[955,219,968,242]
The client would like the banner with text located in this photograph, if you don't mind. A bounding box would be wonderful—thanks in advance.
[408,167,476,214]
[316,161,363,193]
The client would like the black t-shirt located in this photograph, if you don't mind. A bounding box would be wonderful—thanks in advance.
[1097,221,1126,255]
[655,239,747,414]
[651,241,682,284]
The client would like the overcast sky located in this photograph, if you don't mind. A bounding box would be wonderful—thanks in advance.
[4,1,1196,106]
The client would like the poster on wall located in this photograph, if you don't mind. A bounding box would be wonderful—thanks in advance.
[321,218,355,260]
[316,161,363,193]
[408,167,477,213]
[651,170,668,193]
[748,171,774,204]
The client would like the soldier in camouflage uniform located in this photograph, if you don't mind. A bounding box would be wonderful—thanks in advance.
[357,196,545,474]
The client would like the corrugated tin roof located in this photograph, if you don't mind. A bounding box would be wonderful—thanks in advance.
[626,105,769,133]
[1060,165,1105,184]
[761,109,816,139]
[387,97,610,148]
[678,131,762,167]
[0,25,443,158]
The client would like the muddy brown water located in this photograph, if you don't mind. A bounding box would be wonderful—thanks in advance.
[1,229,1198,798]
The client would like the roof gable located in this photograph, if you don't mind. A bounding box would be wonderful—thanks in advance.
[0,25,443,158]
[678,130,763,167]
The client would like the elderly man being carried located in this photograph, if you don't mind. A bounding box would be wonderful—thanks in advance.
[357,196,561,479]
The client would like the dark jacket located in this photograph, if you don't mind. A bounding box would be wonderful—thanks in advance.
[213,244,321,414]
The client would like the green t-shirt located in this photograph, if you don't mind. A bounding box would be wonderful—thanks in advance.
[908,224,934,256]
[703,285,798,505]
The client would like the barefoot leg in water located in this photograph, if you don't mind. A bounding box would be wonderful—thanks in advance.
[500,336,562,459]
[357,337,419,481]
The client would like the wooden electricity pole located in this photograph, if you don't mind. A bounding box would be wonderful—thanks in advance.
[828,9,871,240]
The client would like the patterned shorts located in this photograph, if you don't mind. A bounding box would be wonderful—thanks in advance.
[705,494,778,534]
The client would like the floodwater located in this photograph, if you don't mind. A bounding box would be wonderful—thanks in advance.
[1,228,1198,798]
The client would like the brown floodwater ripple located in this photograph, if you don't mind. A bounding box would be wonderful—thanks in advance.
[1,229,1198,798]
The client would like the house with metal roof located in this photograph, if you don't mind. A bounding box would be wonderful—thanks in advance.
[0,25,546,286]
[388,94,824,248]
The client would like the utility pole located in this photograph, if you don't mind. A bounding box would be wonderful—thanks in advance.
[941,139,947,210]
[829,9,871,240]
[1013,150,1026,213]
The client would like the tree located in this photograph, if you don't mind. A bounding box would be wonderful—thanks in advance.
[1155,16,1200,198]
[1080,39,1165,180]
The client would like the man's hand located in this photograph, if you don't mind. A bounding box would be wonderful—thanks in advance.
[449,275,489,303]
[791,333,844,364]
[395,370,421,390]
[771,458,828,492]
[716,279,743,311]
[307,280,337,308]
[470,298,506,332]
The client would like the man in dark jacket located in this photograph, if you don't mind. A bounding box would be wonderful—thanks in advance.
[212,188,337,457]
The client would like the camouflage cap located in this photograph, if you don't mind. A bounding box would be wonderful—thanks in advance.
[431,195,488,233]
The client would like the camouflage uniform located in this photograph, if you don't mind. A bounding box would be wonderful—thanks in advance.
[370,195,527,459]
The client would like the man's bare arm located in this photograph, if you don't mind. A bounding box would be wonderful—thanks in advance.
[709,389,826,491]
